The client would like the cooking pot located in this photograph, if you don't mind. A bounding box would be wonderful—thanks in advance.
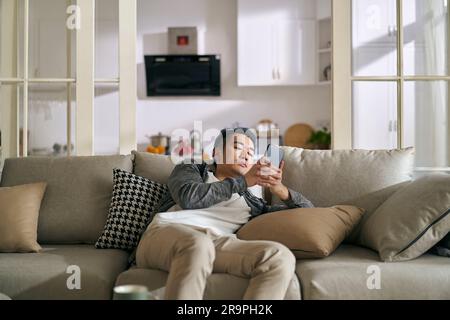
[147,132,170,147]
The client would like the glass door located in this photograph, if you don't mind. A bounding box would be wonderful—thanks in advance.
[0,0,136,165]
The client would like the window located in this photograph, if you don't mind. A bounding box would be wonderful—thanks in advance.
[333,0,450,172]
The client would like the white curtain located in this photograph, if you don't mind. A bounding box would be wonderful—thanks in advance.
[418,0,448,167]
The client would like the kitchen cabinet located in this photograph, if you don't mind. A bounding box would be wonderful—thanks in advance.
[352,81,398,150]
[275,20,315,85]
[352,0,398,76]
[238,20,276,86]
[237,0,316,86]
[352,0,397,48]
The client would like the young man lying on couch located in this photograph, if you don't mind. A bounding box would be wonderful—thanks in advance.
[136,128,313,300]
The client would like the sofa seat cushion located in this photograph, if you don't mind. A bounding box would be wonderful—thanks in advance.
[115,267,301,300]
[296,244,450,300]
[0,245,129,300]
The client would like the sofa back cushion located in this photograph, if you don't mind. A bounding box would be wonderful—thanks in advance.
[275,147,415,207]
[132,151,176,184]
[132,151,264,198]
[0,155,133,244]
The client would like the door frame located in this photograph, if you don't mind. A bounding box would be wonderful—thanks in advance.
[332,0,450,171]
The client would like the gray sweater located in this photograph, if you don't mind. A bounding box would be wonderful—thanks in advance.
[155,162,314,219]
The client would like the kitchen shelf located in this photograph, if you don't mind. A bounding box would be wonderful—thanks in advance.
[317,13,332,84]
[318,16,331,22]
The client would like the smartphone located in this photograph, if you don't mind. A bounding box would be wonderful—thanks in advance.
[263,144,284,168]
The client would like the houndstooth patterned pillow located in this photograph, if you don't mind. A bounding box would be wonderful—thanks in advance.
[95,168,168,251]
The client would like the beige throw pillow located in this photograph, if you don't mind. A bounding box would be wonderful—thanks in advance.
[0,182,47,253]
[236,206,365,259]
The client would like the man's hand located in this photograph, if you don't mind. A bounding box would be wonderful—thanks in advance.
[244,160,290,201]
[258,160,290,201]
[243,160,264,187]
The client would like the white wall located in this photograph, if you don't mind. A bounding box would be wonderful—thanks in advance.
[136,0,331,148]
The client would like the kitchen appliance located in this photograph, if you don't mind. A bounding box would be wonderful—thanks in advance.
[168,27,198,54]
[148,132,170,148]
[144,55,221,96]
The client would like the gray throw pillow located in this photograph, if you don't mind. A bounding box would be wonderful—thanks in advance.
[358,173,450,262]
[344,181,411,244]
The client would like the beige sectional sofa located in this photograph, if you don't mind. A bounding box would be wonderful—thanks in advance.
[0,147,449,300]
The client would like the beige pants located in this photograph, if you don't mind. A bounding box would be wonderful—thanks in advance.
[136,223,296,300]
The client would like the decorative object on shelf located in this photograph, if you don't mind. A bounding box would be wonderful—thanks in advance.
[326,40,332,48]
[52,143,62,155]
[256,119,280,140]
[231,121,241,129]
[170,131,212,162]
[168,27,198,54]
[308,127,332,150]
[323,64,332,81]
[256,119,278,133]
[172,138,193,158]
[284,123,314,148]
[256,119,281,153]
[63,143,74,154]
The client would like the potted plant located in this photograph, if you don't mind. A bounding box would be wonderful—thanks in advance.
[308,127,331,150]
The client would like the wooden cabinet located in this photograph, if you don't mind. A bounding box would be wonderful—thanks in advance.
[237,0,316,86]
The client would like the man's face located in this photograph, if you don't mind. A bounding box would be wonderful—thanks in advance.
[216,133,256,176]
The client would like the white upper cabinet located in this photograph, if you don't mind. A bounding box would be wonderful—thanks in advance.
[237,0,316,86]
[352,0,397,47]
[276,20,315,85]
[352,0,398,76]
[238,20,277,86]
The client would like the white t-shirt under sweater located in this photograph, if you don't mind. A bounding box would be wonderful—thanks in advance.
[147,171,252,237]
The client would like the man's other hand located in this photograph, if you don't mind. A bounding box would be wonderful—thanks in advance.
[244,160,290,201]
[259,160,290,201]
